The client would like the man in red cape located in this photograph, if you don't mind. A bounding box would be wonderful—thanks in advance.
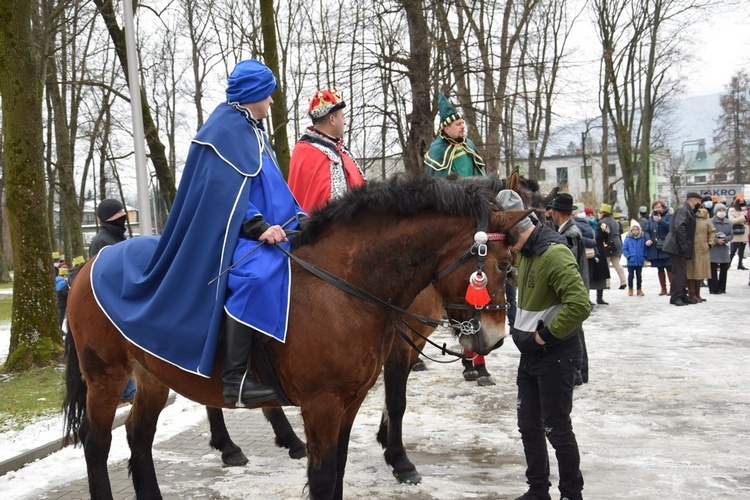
[288,89,365,213]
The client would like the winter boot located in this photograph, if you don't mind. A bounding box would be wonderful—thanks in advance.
[221,317,276,406]
[462,357,478,381]
[475,364,496,386]
[637,288,644,296]
[695,281,706,302]
[628,288,633,296]
[685,280,700,304]
[667,269,673,294]
[596,289,608,305]
[657,269,668,295]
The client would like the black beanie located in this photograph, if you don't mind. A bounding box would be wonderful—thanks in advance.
[96,199,124,222]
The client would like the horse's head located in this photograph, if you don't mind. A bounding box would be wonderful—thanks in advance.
[429,193,522,356]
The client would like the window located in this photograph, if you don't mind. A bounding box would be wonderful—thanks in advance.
[714,172,727,182]
[694,175,707,183]
[608,163,617,177]
[556,167,568,188]
[538,169,546,181]
[581,164,591,179]
[82,212,96,225]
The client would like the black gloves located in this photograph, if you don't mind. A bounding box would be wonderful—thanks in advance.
[242,216,271,240]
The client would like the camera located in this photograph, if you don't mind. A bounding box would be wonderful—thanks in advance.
[652,211,660,216]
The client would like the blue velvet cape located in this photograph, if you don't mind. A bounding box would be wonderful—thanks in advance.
[91,103,304,377]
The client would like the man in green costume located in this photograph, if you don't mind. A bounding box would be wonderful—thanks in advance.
[424,92,496,386]
[424,92,486,177]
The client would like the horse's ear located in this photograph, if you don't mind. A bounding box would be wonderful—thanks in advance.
[541,186,560,209]
[506,168,521,192]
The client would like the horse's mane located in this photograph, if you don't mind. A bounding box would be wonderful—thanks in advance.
[293,174,506,248]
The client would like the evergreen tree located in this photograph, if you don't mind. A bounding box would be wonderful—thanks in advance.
[713,70,750,184]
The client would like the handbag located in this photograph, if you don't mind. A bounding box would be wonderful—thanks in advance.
[655,238,665,250]
[732,224,745,235]
[585,247,595,259]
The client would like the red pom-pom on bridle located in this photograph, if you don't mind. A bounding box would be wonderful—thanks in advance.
[465,270,491,307]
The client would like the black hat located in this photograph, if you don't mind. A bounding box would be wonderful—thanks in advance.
[96,199,124,222]
[549,193,577,212]
[686,192,702,200]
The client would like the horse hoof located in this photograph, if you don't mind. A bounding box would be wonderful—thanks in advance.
[410,359,428,372]
[394,469,422,485]
[288,444,307,459]
[463,369,478,382]
[221,449,249,467]
[476,375,496,387]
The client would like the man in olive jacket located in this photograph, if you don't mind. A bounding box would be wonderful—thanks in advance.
[662,192,703,306]
[496,190,590,500]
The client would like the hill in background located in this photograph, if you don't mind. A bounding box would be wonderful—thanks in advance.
[547,93,722,157]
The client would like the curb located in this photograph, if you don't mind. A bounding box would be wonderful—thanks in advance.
[0,392,176,477]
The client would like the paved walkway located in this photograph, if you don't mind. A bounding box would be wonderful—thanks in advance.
[39,408,305,500]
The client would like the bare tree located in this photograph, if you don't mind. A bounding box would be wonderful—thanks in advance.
[712,70,750,184]
[594,0,704,216]
[92,0,176,209]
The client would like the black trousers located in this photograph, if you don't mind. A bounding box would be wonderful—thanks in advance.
[627,266,643,289]
[668,254,688,301]
[730,242,746,266]
[709,262,730,293]
[517,340,584,498]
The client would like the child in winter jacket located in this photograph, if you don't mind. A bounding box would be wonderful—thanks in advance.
[622,221,648,296]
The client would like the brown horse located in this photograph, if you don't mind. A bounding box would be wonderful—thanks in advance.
[64,174,521,500]
[243,173,554,484]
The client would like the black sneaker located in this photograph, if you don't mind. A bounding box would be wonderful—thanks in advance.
[514,490,551,500]
[669,298,687,306]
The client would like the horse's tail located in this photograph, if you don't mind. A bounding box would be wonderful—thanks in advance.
[62,325,86,446]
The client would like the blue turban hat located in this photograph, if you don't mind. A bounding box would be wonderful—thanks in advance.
[226,59,277,104]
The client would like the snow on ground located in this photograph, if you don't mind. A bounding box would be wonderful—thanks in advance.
[1,264,750,498]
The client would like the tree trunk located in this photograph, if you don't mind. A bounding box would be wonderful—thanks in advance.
[46,54,85,260]
[92,0,176,209]
[259,0,291,177]
[0,0,62,371]
[398,0,434,174]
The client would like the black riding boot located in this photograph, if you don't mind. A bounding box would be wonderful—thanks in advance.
[221,317,276,405]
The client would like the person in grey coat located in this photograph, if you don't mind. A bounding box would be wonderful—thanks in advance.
[709,203,733,294]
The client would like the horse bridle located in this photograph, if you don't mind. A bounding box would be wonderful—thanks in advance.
[432,229,512,337]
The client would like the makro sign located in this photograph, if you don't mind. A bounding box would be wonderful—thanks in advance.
[679,185,745,199]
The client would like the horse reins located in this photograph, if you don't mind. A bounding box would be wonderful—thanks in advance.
[269,207,533,363]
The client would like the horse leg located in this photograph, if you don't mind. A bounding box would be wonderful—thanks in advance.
[332,396,366,500]
[125,365,170,499]
[379,344,422,484]
[263,407,307,459]
[206,407,249,466]
[76,350,133,499]
[302,396,345,500]
[79,395,119,500]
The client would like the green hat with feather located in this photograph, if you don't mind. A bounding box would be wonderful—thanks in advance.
[438,92,463,129]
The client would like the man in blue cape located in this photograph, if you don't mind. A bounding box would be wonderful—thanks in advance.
[91,59,305,406]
